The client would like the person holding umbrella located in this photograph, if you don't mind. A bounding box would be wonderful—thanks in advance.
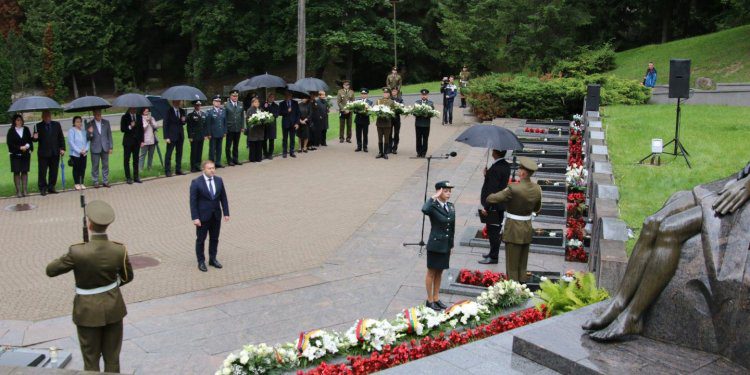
[478,149,511,264]
[33,110,66,195]
[296,96,312,153]
[421,181,456,311]
[87,109,113,188]
[278,91,299,158]
[6,114,33,197]
[120,108,143,184]
[164,100,186,176]
[68,116,89,190]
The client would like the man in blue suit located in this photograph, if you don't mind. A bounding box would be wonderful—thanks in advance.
[190,160,230,272]
[278,91,299,158]
[164,100,186,176]
[205,95,227,168]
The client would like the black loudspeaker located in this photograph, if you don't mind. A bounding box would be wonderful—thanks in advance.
[586,84,600,111]
[669,59,691,99]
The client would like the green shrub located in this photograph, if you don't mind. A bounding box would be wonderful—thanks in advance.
[535,272,609,316]
[0,52,11,123]
[553,44,616,78]
[465,73,650,120]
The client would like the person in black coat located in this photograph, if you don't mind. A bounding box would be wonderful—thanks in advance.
[278,91,299,158]
[33,110,66,195]
[120,108,143,184]
[6,114,33,197]
[354,89,373,152]
[479,150,511,264]
[164,100,186,176]
[262,93,279,159]
[190,160,230,272]
[390,87,403,154]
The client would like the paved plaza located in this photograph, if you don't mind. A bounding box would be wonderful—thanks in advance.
[0,110,585,374]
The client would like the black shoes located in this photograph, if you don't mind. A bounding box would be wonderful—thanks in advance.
[363,148,368,153]
[176,171,186,175]
[47,189,58,194]
[290,153,296,158]
[355,147,362,152]
[135,178,143,183]
[340,139,344,143]
[209,259,223,269]
[478,257,499,265]
[166,172,173,177]
[435,300,448,310]
[40,189,47,196]
[216,164,225,168]
[426,300,445,311]
[198,262,208,272]
[383,154,388,160]
[376,153,383,159]
[127,179,133,184]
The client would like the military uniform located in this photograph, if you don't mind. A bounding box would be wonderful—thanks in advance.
[354,89,372,152]
[224,91,245,166]
[186,102,207,172]
[422,181,456,270]
[414,89,434,157]
[486,157,542,282]
[375,90,394,159]
[459,67,471,108]
[46,201,134,373]
[205,96,227,167]
[386,68,402,91]
[337,82,355,143]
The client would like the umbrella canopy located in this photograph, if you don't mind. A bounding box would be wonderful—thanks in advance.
[286,84,311,99]
[146,95,170,121]
[234,73,286,92]
[161,85,207,101]
[294,77,329,92]
[112,93,152,108]
[7,96,62,113]
[455,124,524,151]
[64,96,111,112]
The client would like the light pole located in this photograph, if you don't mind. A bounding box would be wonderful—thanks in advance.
[390,0,401,69]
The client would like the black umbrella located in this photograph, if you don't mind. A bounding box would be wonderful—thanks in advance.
[112,93,152,108]
[235,73,286,92]
[146,95,170,121]
[7,96,62,113]
[161,85,207,101]
[295,77,329,92]
[64,96,111,112]
[286,84,310,99]
[455,124,524,151]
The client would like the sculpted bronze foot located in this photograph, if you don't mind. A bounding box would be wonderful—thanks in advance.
[588,309,643,341]
[582,299,624,331]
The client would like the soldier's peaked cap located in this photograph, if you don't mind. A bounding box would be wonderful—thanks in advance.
[435,181,454,190]
[86,200,115,226]
[518,156,539,172]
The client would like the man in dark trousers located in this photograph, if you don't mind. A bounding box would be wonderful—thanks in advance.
[278,91,299,158]
[33,110,65,195]
[354,88,373,152]
[164,100,186,176]
[190,160,230,272]
[478,150,511,264]
[224,90,245,166]
[414,89,434,157]
[120,108,143,184]
[186,100,207,173]
[262,93,279,159]
[46,200,134,372]
[205,95,227,168]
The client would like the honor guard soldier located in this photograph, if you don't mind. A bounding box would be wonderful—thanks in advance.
[337,80,355,143]
[422,180,456,311]
[485,157,542,282]
[414,89,434,157]
[46,200,134,373]
[459,65,471,108]
[354,88,372,152]
[224,89,245,166]
[375,87,394,159]
[386,66,402,91]
[187,100,207,172]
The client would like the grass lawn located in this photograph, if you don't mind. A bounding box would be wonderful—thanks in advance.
[603,104,750,254]
[0,118,340,197]
[401,81,441,95]
[610,24,750,85]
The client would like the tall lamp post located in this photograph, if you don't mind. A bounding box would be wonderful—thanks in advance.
[390,0,401,69]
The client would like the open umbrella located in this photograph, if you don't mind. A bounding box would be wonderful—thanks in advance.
[112,93,152,108]
[64,96,111,112]
[455,124,524,151]
[161,85,207,101]
[7,96,62,113]
[145,95,169,167]
[295,77,329,92]
[234,73,286,92]
[286,83,310,99]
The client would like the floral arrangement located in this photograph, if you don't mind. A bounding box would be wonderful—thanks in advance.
[392,101,406,115]
[407,103,440,118]
[392,305,445,337]
[295,330,342,362]
[457,269,507,287]
[477,279,535,312]
[246,111,275,127]
[535,272,609,316]
[343,100,370,114]
[368,104,394,119]
[344,319,400,352]
[325,95,334,107]
[572,113,583,124]
[565,165,588,191]
[218,343,298,375]
[565,116,589,263]
[524,127,547,134]
[444,300,490,327]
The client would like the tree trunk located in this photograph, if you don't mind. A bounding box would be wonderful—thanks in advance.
[346,49,353,81]
[72,73,79,98]
[190,31,199,84]
[660,0,673,43]
[91,75,97,96]
[296,0,306,80]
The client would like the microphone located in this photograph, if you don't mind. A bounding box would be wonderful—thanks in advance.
[447,151,457,157]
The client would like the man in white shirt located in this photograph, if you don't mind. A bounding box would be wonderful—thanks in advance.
[189,160,230,272]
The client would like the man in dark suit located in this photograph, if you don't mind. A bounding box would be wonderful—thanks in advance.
[354,88,373,152]
[164,100,186,176]
[479,149,511,264]
[414,89,434,157]
[262,93,279,160]
[120,108,143,184]
[33,110,65,195]
[205,95,227,167]
[278,91,299,158]
[190,160,230,272]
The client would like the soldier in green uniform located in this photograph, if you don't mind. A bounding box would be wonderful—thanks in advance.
[421,180,456,311]
[486,157,542,282]
[337,80,355,143]
[186,100,207,173]
[224,90,245,166]
[386,66,402,91]
[374,87,394,159]
[459,65,471,108]
[46,200,134,373]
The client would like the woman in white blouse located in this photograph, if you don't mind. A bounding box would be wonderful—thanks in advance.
[139,107,159,171]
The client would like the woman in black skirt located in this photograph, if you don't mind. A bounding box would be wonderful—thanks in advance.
[6,114,33,197]
[296,96,311,153]
[421,180,456,311]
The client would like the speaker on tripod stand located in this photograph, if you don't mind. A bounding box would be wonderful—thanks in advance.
[639,59,692,168]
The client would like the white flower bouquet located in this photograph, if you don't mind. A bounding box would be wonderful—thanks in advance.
[294,329,341,362]
[407,103,440,118]
[565,165,588,188]
[476,279,534,311]
[343,100,370,114]
[215,343,299,375]
[392,101,406,115]
[247,111,275,127]
[392,305,446,337]
[368,104,395,119]
[344,318,399,352]
[444,300,489,327]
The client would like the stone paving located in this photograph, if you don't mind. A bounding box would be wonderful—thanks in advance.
[0,109,586,374]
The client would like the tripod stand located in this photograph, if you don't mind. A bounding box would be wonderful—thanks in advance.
[639,97,691,168]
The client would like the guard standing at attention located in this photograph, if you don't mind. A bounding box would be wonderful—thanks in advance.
[186,100,207,172]
[485,157,542,282]
[422,180,456,311]
[414,89,434,158]
[46,200,134,373]
[224,90,245,166]
[386,66,402,91]
[374,87,394,159]
[337,80,355,143]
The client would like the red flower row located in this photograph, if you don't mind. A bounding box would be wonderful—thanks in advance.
[566,216,585,240]
[566,121,588,263]
[457,268,508,287]
[524,127,547,134]
[565,246,589,262]
[567,192,586,203]
[300,308,547,375]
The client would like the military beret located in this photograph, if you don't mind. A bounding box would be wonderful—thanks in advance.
[360,88,369,94]
[518,156,538,172]
[230,89,239,95]
[86,200,115,226]
[435,180,454,190]
[212,95,221,101]
[420,89,429,94]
